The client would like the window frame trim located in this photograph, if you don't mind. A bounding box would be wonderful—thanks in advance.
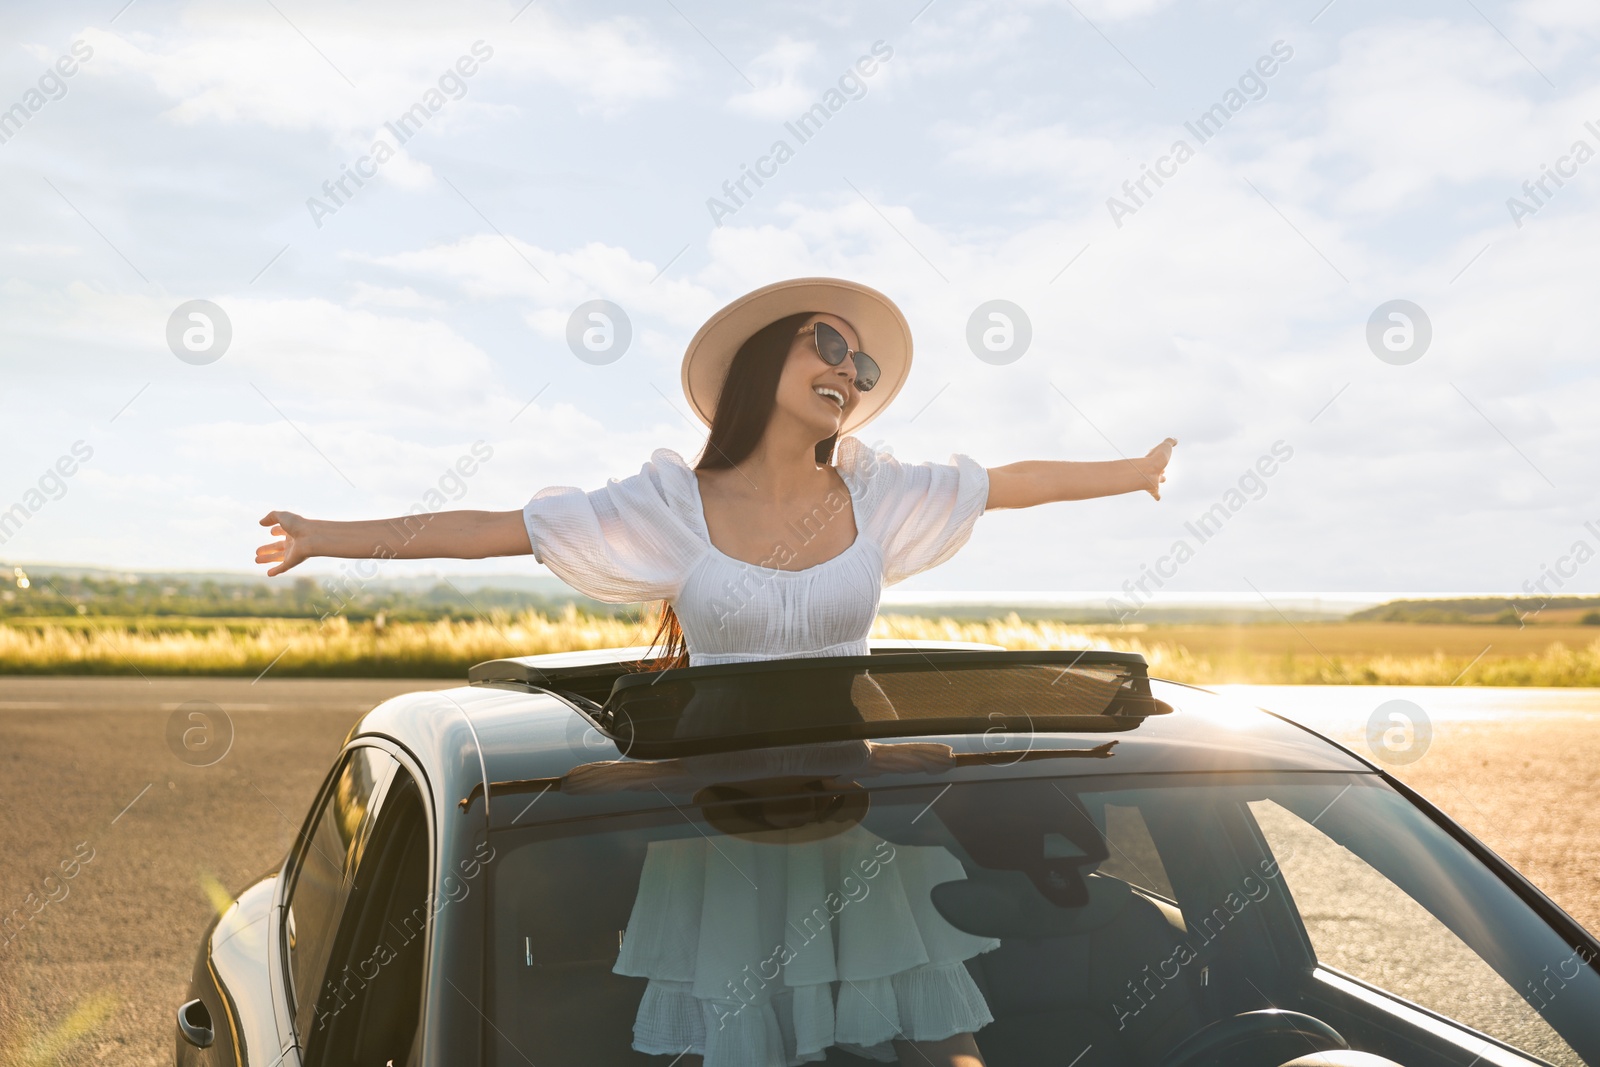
[279,745,399,1037]
[274,738,438,1056]
[1310,964,1563,1067]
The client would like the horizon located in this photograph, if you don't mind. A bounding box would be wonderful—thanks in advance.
[1,557,1585,612]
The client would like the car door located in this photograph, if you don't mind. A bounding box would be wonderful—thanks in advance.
[296,760,431,1067]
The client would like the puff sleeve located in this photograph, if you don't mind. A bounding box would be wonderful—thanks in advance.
[522,449,707,603]
[838,436,991,587]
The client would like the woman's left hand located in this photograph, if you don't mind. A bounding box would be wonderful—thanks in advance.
[1141,437,1177,500]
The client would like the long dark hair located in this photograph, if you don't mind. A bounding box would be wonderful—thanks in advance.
[626,311,838,672]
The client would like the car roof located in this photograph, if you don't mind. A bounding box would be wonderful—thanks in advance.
[350,640,1375,830]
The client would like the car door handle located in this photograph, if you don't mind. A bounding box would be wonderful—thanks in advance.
[177,998,215,1049]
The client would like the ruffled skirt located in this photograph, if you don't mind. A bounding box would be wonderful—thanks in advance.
[612,822,1000,1065]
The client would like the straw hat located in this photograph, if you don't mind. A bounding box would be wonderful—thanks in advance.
[680,277,912,437]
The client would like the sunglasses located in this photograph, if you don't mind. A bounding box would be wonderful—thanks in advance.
[802,321,881,392]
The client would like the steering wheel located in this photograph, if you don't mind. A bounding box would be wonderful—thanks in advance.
[1160,1008,1348,1067]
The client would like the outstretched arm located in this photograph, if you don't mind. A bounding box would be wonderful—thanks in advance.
[255,509,532,577]
[984,437,1177,511]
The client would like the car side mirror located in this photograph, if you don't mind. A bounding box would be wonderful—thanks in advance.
[176,997,214,1049]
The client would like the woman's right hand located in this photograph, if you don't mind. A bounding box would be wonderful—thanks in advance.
[257,510,314,577]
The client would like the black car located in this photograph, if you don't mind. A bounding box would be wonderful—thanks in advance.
[176,642,1600,1066]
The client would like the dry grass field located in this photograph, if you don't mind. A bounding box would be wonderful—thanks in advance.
[2,610,1598,685]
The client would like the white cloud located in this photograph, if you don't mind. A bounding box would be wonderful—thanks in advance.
[352,236,717,332]
[10,285,499,423]
[78,0,679,140]
[347,282,447,311]
[935,119,1126,188]
[726,37,820,120]
[1284,19,1575,214]
[7,243,81,257]
[1043,0,1181,20]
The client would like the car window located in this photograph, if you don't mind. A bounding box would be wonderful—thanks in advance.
[284,746,397,1039]
[1096,801,1176,901]
[300,768,430,1067]
[1249,797,1585,1067]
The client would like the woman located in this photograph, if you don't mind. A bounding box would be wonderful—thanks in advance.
[256,276,1177,1066]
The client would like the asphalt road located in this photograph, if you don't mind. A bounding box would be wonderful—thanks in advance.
[0,677,458,1067]
[1,677,1596,1066]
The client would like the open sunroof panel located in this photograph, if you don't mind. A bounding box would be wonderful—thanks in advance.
[589,650,1172,759]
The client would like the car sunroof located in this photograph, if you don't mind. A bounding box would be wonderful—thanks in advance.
[585,650,1173,759]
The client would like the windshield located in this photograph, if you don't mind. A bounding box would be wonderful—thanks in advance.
[482,770,1600,1067]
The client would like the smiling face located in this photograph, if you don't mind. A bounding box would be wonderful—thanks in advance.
[771,312,862,441]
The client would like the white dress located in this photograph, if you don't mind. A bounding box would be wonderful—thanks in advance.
[522,434,1000,1065]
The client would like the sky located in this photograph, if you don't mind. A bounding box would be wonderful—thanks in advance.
[2,0,1598,607]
